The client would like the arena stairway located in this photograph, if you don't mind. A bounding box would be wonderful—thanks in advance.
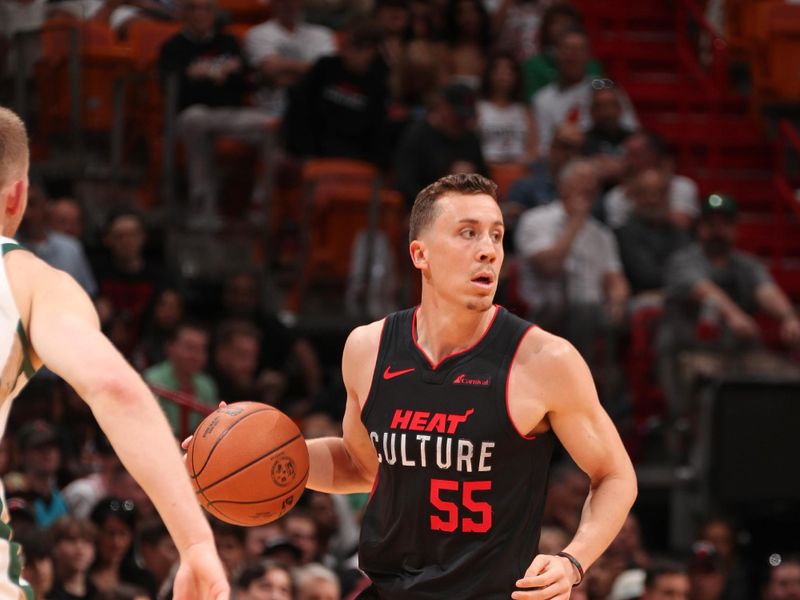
[573,0,800,301]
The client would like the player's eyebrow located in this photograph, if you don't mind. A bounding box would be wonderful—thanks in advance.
[457,218,504,227]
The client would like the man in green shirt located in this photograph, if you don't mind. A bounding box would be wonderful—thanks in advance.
[144,321,218,436]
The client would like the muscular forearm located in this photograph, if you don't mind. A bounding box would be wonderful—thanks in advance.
[756,283,796,321]
[306,437,375,494]
[561,471,637,571]
[88,372,215,554]
[692,279,747,322]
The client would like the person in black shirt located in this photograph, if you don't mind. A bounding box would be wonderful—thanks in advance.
[394,82,489,208]
[158,0,272,228]
[285,19,389,164]
[616,168,689,295]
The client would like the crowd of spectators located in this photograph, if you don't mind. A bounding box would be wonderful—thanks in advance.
[1,0,800,598]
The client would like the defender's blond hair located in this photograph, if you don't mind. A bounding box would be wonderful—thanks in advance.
[0,107,29,192]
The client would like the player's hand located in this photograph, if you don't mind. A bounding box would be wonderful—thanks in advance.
[173,540,230,600]
[512,554,576,599]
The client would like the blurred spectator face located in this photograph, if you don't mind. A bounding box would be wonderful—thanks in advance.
[104,215,145,266]
[241,565,293,600]
[154,289,184,331]
[455,0,482,40]
[109,469,154,519]
[24,441,61,478]
[224,273,260,317]
[342,42,378,75]
[245,523,284,559]
[166,326,209,376]
[690,570,725,600]
[271,0,303,23]
[590,87,622,132]
[487,55,518,101]
[49,197,83,238]
[141,532,178,584]
[699,520,735,564]
[609,513,644,559]
[284,514,319,564]
[302,413,340,439]
[307,492,338,541]
[297,577,340,600]
[216,332,260,386]
[216,531,246,577]
[181,0,217,36]
[624,133,660,175]
[555,31,590,85]
[697,214,736,257]
[644,573,691,600]
[376,2,410,36]
[53,535,95,576]
[548,124,584,173]
[559,162,598,216]
[630,168,670,221]
[23,555,54,599]
[763,561,800,600]
[97,513,134,566]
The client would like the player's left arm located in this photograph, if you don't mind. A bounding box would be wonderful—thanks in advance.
[513,333,637,599]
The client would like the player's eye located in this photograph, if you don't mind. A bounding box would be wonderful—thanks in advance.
[491,230,503,243]
[460,229,475,239]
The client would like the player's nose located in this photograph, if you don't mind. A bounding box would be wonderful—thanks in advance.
[476,233,497,262]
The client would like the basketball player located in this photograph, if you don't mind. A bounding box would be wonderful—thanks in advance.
[0,109,229,598]
[305,174,638,598]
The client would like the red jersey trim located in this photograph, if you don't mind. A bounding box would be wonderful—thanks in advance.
[506,324,539,441]
[411,305,500,371]
[359,318,388,420]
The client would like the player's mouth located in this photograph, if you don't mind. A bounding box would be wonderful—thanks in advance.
[470,272,495,289]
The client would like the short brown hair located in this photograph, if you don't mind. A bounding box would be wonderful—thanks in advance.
[0,107,29,191]
[409,173,498,242]
[49,516,98,544]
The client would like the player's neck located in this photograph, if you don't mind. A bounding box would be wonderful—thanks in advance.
[414,301,497,365]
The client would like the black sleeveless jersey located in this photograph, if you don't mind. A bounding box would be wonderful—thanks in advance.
[359,306,556,599]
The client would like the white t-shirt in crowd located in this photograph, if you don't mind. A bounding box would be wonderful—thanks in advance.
[534,77,639,156]
[245,19,336,116]
[515,201,623,309]
[477,100,531,163]
[604,174,700,229]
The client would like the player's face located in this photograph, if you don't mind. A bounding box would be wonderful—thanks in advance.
[415,193,504,313]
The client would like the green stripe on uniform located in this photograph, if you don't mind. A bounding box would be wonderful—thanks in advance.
[0,500,34,599]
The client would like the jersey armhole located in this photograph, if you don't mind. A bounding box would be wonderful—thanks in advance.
[1,243,35,379]
[359,318,389,424]
[504,324,539,441]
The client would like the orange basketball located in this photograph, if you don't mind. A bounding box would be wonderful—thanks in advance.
[186,402,309,526]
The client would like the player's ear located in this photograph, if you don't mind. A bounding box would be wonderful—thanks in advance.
[4,179,26,218]
[409,239,428,270]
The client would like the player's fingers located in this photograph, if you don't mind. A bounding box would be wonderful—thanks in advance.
[218,401,228,408]
[181,435,193,450]
[510,584,569,600]
[517,556,556,588]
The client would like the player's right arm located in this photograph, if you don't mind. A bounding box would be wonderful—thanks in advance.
[305,322,382,494]
[16,254,228,600]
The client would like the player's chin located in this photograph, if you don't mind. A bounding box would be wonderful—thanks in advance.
[465,296,495,312]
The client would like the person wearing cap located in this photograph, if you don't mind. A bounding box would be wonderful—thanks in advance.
[394,81,489,208]
[658,193,800,416]
[4,419,69,529]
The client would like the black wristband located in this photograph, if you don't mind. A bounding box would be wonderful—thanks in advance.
[556,551,584,587]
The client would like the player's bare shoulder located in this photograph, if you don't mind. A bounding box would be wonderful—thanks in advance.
[508,327,593,434]
[342,318,386,408]
[3,247,51,324]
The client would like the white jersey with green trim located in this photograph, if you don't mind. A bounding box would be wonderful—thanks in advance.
[0,237,37,599]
